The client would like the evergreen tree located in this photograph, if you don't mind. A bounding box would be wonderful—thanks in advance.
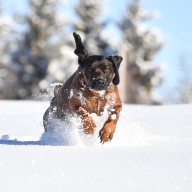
[119,0,165,104]
[176,54,192,103]
[12,0,74,99]
[74,0,115,55]
[0,2,18,99]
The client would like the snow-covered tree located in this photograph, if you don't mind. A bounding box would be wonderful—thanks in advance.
[12,0,76,99]
[176,54,192,103]
[119,0,165,104]
[74,0,115,55]
[0,2,18,99]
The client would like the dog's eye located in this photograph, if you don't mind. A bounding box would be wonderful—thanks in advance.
[103,67,110,73]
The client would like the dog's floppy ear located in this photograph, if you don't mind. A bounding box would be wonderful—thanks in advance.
[73,32,89,67]
[108,56,123,85]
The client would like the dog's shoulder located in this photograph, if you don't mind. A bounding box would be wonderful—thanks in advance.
[106,84,119,96]
[105,84,121,105]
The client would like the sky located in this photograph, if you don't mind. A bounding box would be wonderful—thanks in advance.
[2,0,192,101]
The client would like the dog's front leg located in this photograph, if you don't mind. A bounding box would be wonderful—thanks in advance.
[99,104,122,143]
[69,98,96,134]
[78,107,96,134]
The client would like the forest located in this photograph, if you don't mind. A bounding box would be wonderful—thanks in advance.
[0,0,191,104]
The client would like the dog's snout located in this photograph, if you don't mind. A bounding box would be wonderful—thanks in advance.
[91,78,107,91]
[96,79,105,86]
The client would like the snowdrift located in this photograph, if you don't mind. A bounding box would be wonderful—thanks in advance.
[0,101,192,192]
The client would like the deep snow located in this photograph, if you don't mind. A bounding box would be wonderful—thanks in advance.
[0,101,192,192]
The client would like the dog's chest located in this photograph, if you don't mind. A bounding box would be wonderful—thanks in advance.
[88,96,107,115]
[76,91,107,115]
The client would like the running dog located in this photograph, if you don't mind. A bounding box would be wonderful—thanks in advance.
[43,32,123,143]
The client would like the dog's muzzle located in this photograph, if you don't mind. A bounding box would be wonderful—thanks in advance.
[91,78,108,91]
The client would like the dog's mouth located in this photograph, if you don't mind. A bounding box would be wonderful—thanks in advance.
[90,79,109,91]
[91,86,108,91]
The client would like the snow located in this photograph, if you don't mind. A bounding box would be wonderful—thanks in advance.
[0,100,192,192]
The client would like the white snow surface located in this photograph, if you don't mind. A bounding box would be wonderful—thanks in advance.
[0,100,192,192]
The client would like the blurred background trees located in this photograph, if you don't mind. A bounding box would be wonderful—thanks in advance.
[0,0,191,104]
[11,0,76,99]
[176,54,192,103]
[74,0,116,55]
[0,2,18,99]
[119,0,165,104]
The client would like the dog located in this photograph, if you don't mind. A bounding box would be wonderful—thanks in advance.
[43,32,123,144]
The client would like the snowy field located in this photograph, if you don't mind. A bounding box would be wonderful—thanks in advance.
[0,100,192,192]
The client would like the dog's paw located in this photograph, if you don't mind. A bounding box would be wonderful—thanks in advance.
[82,116,96,135]
[99,123,115,144]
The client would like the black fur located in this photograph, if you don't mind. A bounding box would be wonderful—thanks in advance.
[108,56,122,85]
[73,32,122,86]
[73,32,89,67]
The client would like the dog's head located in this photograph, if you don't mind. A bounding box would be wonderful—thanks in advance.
[73,32,123,91]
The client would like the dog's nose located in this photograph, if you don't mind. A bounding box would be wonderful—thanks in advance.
[96,79,105,86]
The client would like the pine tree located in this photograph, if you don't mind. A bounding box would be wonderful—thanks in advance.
[12,0,75,99]
[74,0,115,55]
[119,0,165,104]
[176,54,192,103]
[0,3,18,99]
